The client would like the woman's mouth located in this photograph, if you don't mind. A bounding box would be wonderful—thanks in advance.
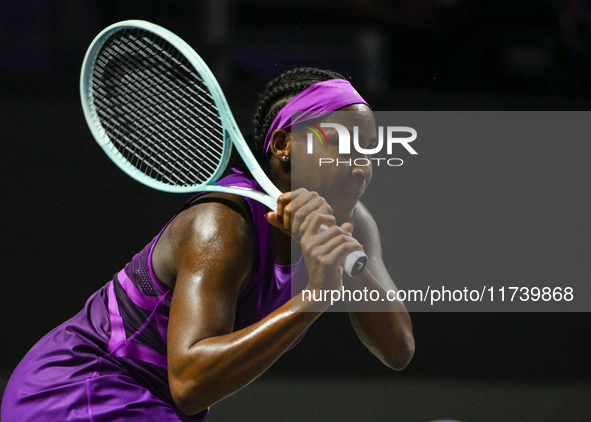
[342,191,363,204]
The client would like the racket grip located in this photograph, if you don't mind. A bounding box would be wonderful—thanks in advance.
[319,224,368,277]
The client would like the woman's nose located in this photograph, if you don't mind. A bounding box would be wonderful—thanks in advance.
[351,160,372,181]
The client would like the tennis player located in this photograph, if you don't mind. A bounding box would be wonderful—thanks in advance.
[1,67,414,422]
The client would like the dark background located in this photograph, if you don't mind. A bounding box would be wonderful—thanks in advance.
[2,1,591,420]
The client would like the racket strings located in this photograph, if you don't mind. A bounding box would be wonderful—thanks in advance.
[91,28,225,186]
[100,32,220,182]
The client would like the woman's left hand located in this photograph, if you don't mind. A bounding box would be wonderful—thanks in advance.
[265,188,357,239]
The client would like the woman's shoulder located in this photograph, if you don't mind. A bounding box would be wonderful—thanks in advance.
[171,191,257,254]
[185,191,254,223]
[351,201,380,248]
[153,192,257,290]
[181,171,264,226]
[177,171,263,235]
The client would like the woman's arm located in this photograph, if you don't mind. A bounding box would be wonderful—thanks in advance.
[165,192,361,416]
[264,190,414,370]
[344,202,415,370]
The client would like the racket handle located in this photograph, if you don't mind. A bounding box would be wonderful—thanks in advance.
[319,224,368,277]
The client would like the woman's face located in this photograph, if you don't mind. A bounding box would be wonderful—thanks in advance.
[290,104,377,223]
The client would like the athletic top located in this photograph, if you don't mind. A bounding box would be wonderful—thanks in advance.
[1,172,309,422]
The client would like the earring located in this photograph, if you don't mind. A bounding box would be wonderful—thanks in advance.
[282,156,289,161]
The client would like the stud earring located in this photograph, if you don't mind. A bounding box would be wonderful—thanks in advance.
[282,156,289,161]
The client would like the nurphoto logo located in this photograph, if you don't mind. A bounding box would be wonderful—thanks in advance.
[305,122,418,167]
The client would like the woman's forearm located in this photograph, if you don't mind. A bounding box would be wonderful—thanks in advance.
[344,269,415,370]
[169,296,325,415]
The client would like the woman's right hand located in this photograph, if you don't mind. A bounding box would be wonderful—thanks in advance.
[265,189,364,293]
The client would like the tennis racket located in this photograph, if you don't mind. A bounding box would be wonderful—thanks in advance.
[80,20,367,277]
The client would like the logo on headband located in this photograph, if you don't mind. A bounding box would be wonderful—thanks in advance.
[305,124,329,153]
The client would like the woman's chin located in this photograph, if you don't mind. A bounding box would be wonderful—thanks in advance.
[334,206,356,225]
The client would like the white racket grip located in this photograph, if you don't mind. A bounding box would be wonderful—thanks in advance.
[319,224,368,277]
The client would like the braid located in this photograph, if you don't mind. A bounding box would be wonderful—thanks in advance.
[228,67,347,174]
[242,67,347,172]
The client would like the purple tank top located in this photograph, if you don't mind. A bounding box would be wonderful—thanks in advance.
[109,172,309,409]
[1,172,308,422]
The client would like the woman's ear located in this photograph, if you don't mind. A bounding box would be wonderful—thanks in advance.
[269,129,291,162]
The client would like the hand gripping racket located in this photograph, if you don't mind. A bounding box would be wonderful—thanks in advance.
[80,20,367,277]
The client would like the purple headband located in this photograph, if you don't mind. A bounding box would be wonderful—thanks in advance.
[263,79,369,154]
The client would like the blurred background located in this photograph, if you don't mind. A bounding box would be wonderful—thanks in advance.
[1,1,591,421]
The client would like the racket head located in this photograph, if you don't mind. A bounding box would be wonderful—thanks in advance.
[80,20,244,193]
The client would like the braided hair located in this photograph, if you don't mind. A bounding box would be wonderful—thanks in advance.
[231,67,348,174]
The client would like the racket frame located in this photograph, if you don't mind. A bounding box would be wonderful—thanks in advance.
[80,20,281,210]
